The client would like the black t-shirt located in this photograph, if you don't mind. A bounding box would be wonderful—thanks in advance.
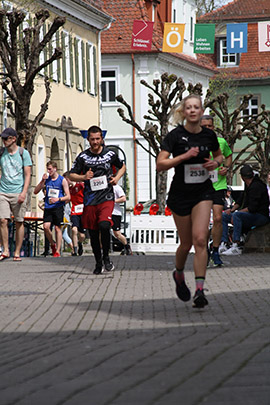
[161,125,219,198]
[70,146,124,206]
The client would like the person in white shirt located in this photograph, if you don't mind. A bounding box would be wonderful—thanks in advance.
[112,184,132,255]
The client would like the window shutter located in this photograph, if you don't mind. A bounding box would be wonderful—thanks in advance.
[217,39,221,67]
[56,30,61,83]
[86,43,91,93]
[69,34,74,87]
[93,46,97,96]
[74,37,79,89]
[61,31,67,85]
[82,41,86,92]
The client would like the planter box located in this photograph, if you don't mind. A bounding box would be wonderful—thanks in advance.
[129,214,185,253]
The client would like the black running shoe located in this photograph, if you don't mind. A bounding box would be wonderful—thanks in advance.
[192,289,208,308]
[125,244,133,256]
[93,262,103,275]
[172,270,191,302]
[103,257,115,272]
[78,242,83,256]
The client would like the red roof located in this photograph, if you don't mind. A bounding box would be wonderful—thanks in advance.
[199,0,270,22]
[101,0,216,72]
[198,0,270,80]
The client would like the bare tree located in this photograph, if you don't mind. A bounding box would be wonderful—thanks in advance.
[0,7,65,154]
[196,0,229,16]
[116,73,203,213]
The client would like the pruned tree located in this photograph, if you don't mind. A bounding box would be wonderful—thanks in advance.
[196,0,229,16]
[116,72,203,213]
[0,7,66,154]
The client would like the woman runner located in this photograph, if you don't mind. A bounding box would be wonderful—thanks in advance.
[156,94,222,308]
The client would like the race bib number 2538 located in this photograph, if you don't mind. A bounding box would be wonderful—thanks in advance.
[184,164,209,184]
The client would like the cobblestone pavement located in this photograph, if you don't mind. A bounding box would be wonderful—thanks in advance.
[0,252,269,405]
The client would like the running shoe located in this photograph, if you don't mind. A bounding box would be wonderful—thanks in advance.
[172,270,191,302]
[192,289,208,308]
[93,261,103,275]
[222,243,242,255]
[125,244,133,256]
[211,251,223,267]
[219,241,229,254]
[103,257,115,272]
[53,252,61,257]
[78,242,83,256]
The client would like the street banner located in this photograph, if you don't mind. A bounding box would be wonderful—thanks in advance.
[227,23,248,53]
[258,22,270,52]
[194,24,215,53]
[162,23,185,53]
[131,20,154,51]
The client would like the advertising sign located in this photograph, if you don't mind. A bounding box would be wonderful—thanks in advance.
[227,23,248,53]
[162,23,185,53]
[131,20,154,51]
[258,22,270,52]
[194,24,215,54]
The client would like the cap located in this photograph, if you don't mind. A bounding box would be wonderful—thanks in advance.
[240,164,254,179]
[227,186,232,191]
[0,128,17,138]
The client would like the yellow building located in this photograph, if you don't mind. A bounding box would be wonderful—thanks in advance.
[0,0,113,211]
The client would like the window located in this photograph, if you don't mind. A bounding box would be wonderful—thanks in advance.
[49,33,60,82]
[152,4,156,22]
[74,36,85,91]
[86,42,97,95]
[218,39,240,67]
[172,0,177,22]
[101,69,117,103]
[61,31,72,87]
[242,97,259,122]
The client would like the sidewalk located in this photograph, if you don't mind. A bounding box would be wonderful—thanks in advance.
[0,252,269,405]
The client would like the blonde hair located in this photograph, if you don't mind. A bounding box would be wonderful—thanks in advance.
[172,94,203,126]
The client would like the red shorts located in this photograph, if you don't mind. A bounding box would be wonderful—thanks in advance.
[82,201,114,230]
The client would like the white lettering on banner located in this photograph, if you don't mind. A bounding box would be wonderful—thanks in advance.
[48,188,59,198]
[166,28,181,48]
[231,31,243,48]
[74,204,84,213]
[90,175,108,191]
[184,164,209,184]
[209,170,218,183]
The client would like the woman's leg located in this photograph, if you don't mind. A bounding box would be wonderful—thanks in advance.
[172,212,193,270]
[191,200,212,278]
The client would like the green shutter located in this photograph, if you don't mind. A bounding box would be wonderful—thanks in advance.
[74,38,79,89]
[86,43,91,93]
[61,31,67,85]
[56,31,61,83]
[93,46,97,96]
[82,41,86,92]
[69,34,74,87]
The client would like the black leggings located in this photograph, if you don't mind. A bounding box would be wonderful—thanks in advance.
[89,221,111,263]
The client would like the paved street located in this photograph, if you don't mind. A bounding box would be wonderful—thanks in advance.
[0,252,269,405]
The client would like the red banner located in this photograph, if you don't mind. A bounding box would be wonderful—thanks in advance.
[131,20,154,51]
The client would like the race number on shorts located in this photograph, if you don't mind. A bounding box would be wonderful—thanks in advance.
[90,175,108,191]
[184,164,209,184]
[74,204,84,214]
[209,170,218,183]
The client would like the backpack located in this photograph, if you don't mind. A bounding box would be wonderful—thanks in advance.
[0,146,24,164]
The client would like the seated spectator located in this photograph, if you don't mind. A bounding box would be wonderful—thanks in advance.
[224,186,235,210]
[220,165,270,255]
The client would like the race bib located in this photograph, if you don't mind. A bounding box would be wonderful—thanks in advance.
[48,188,59,198]
[184,164,209,184]
[74,204,84,214]
[209,170,218,183]
[90,175,108,191]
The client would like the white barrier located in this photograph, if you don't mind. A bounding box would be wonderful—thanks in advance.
[129,214,180,253]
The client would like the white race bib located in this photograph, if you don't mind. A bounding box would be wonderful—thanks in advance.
[184,164,209,184]
[48,188,59,198]
[74,204,84,214]
[209,170,218,183]
[90,175,108,191]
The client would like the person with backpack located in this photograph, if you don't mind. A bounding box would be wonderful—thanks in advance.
[0,128,32,261]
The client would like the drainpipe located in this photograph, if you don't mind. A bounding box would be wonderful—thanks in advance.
[131,53,138,205]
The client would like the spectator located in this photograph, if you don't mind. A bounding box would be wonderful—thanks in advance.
[224,186,235,210]
[0,128,32,261]
[221,165,270,255]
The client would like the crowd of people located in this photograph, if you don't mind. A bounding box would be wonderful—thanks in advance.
[0,103,269,309]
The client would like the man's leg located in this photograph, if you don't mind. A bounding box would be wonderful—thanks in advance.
[14,221,24,257]
[55,225,62,254]
[221,212,232,243]
[0,218,10,256]
[210,204,224,266]
[89,229,103,274]
[72,226,78,254]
